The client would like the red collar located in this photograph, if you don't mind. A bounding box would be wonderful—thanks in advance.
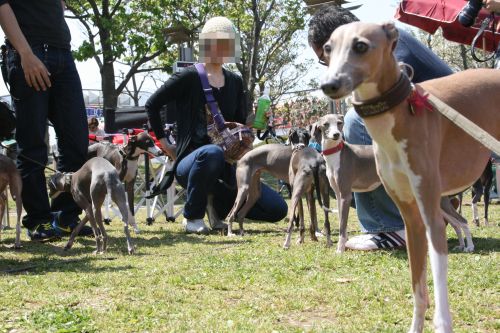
[322,141,344,156]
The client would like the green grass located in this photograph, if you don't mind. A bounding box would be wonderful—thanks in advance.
[0,197,498,333]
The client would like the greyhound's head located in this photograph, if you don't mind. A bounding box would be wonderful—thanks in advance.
[48,172,72,199]
[314,114,344,148]
[288,127,311,150]
[125,132,163,158]
[320,21,399,101]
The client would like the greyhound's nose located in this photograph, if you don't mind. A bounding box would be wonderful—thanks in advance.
[321,78,341,95]
[333,133,340,140]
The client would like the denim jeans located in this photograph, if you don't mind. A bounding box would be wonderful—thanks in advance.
[343,108,404,233]
[175,144,287,222]
[7,44,88,229]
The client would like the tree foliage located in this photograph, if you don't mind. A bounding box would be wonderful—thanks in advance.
[65,0,181,109]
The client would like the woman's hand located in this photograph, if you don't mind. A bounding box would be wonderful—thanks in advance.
[485,0,500,13]
[20,51,51,91]
[159,137,176,160]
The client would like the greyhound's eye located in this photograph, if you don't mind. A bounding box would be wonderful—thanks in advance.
[353,41,369,54]
[337,121,343,126]
[323,44,332,54]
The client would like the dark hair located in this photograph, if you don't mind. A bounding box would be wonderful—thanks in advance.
[307,5,360,48]
[88,116,99,126]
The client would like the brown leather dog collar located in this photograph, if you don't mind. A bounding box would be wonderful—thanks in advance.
[322,141,344,156]
[352,73,412,117]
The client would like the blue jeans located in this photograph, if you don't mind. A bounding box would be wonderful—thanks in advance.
[175,144,287,221]
[343,108,404,233]
[7,44,88,229]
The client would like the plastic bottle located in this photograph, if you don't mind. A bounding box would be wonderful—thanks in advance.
[253,86,271,130]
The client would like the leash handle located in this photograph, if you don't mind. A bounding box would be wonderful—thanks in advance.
[471,14,497,63]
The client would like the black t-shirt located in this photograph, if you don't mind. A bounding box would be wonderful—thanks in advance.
[0,0,71,49]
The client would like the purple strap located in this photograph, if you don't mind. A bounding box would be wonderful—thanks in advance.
[195,63,226,132]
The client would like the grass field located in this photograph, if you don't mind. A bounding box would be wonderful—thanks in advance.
[0,191,498,332]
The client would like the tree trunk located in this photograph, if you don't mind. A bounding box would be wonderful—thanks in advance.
[101,63,118,110]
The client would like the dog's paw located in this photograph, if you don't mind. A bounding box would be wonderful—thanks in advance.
[452,245,464,252]
[463,245,474,253]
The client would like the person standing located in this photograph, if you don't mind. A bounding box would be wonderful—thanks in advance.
[0,0,91,240]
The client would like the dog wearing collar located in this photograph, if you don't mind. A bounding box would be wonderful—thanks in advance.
[48,157,134,254]
[312,114,381,253]
[320,21,500,332]
[283,127,332,249]
[314,114,474,253]
[88,132,163,232]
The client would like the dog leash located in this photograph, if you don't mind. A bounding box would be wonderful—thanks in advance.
[0,141,58,173]
[415,85,500,155]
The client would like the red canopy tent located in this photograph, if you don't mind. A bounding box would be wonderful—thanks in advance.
[395,0,500,52]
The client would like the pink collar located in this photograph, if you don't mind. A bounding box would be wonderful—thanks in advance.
[322,141,344,156]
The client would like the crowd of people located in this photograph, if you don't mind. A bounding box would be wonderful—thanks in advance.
[0,1,498,251]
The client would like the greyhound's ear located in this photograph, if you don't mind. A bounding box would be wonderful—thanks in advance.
[311,122,321,143]
[381,22,398,52]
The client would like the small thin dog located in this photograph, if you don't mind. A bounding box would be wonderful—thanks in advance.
[283,127,332,249]
[48,157,134,254]
[226,143,292,236]
[320,22,500,332]
[314,114,474,253]
[0,155,22,248]
[88,132,163,232]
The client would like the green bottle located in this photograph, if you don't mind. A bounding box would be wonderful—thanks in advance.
[253,86,271,130]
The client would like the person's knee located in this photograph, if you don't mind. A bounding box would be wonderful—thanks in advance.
[197,145,225,174]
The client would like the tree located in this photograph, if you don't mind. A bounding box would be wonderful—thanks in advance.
[411,28,494,71]
[220,0,310,109]
[65,0,177,110]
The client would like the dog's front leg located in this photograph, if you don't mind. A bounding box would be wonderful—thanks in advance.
[394,199,430,333]
[65,215,89,251]
[336,192,352,253]
[283,188,299,249]
[125,181,140,234]
[305,191,318,242]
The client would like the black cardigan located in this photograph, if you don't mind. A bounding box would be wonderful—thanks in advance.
[146,65,248,194]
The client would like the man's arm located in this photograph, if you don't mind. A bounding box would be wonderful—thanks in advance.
[0,3,51,91]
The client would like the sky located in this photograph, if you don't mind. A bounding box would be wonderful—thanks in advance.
[0,0,403,99]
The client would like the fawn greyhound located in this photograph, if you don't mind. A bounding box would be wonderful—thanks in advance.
[88,132,163,232]
[48,157,134,254]
[0,155,22,248]
[320,22,500,332]
[313,114,474,253]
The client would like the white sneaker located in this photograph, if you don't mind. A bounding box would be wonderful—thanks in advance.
[182,218,209,234]
[345,229,406,251]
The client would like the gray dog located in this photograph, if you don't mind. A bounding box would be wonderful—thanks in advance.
[284,127,332,249]
[48,157,134,254]
[0,154,22,248]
